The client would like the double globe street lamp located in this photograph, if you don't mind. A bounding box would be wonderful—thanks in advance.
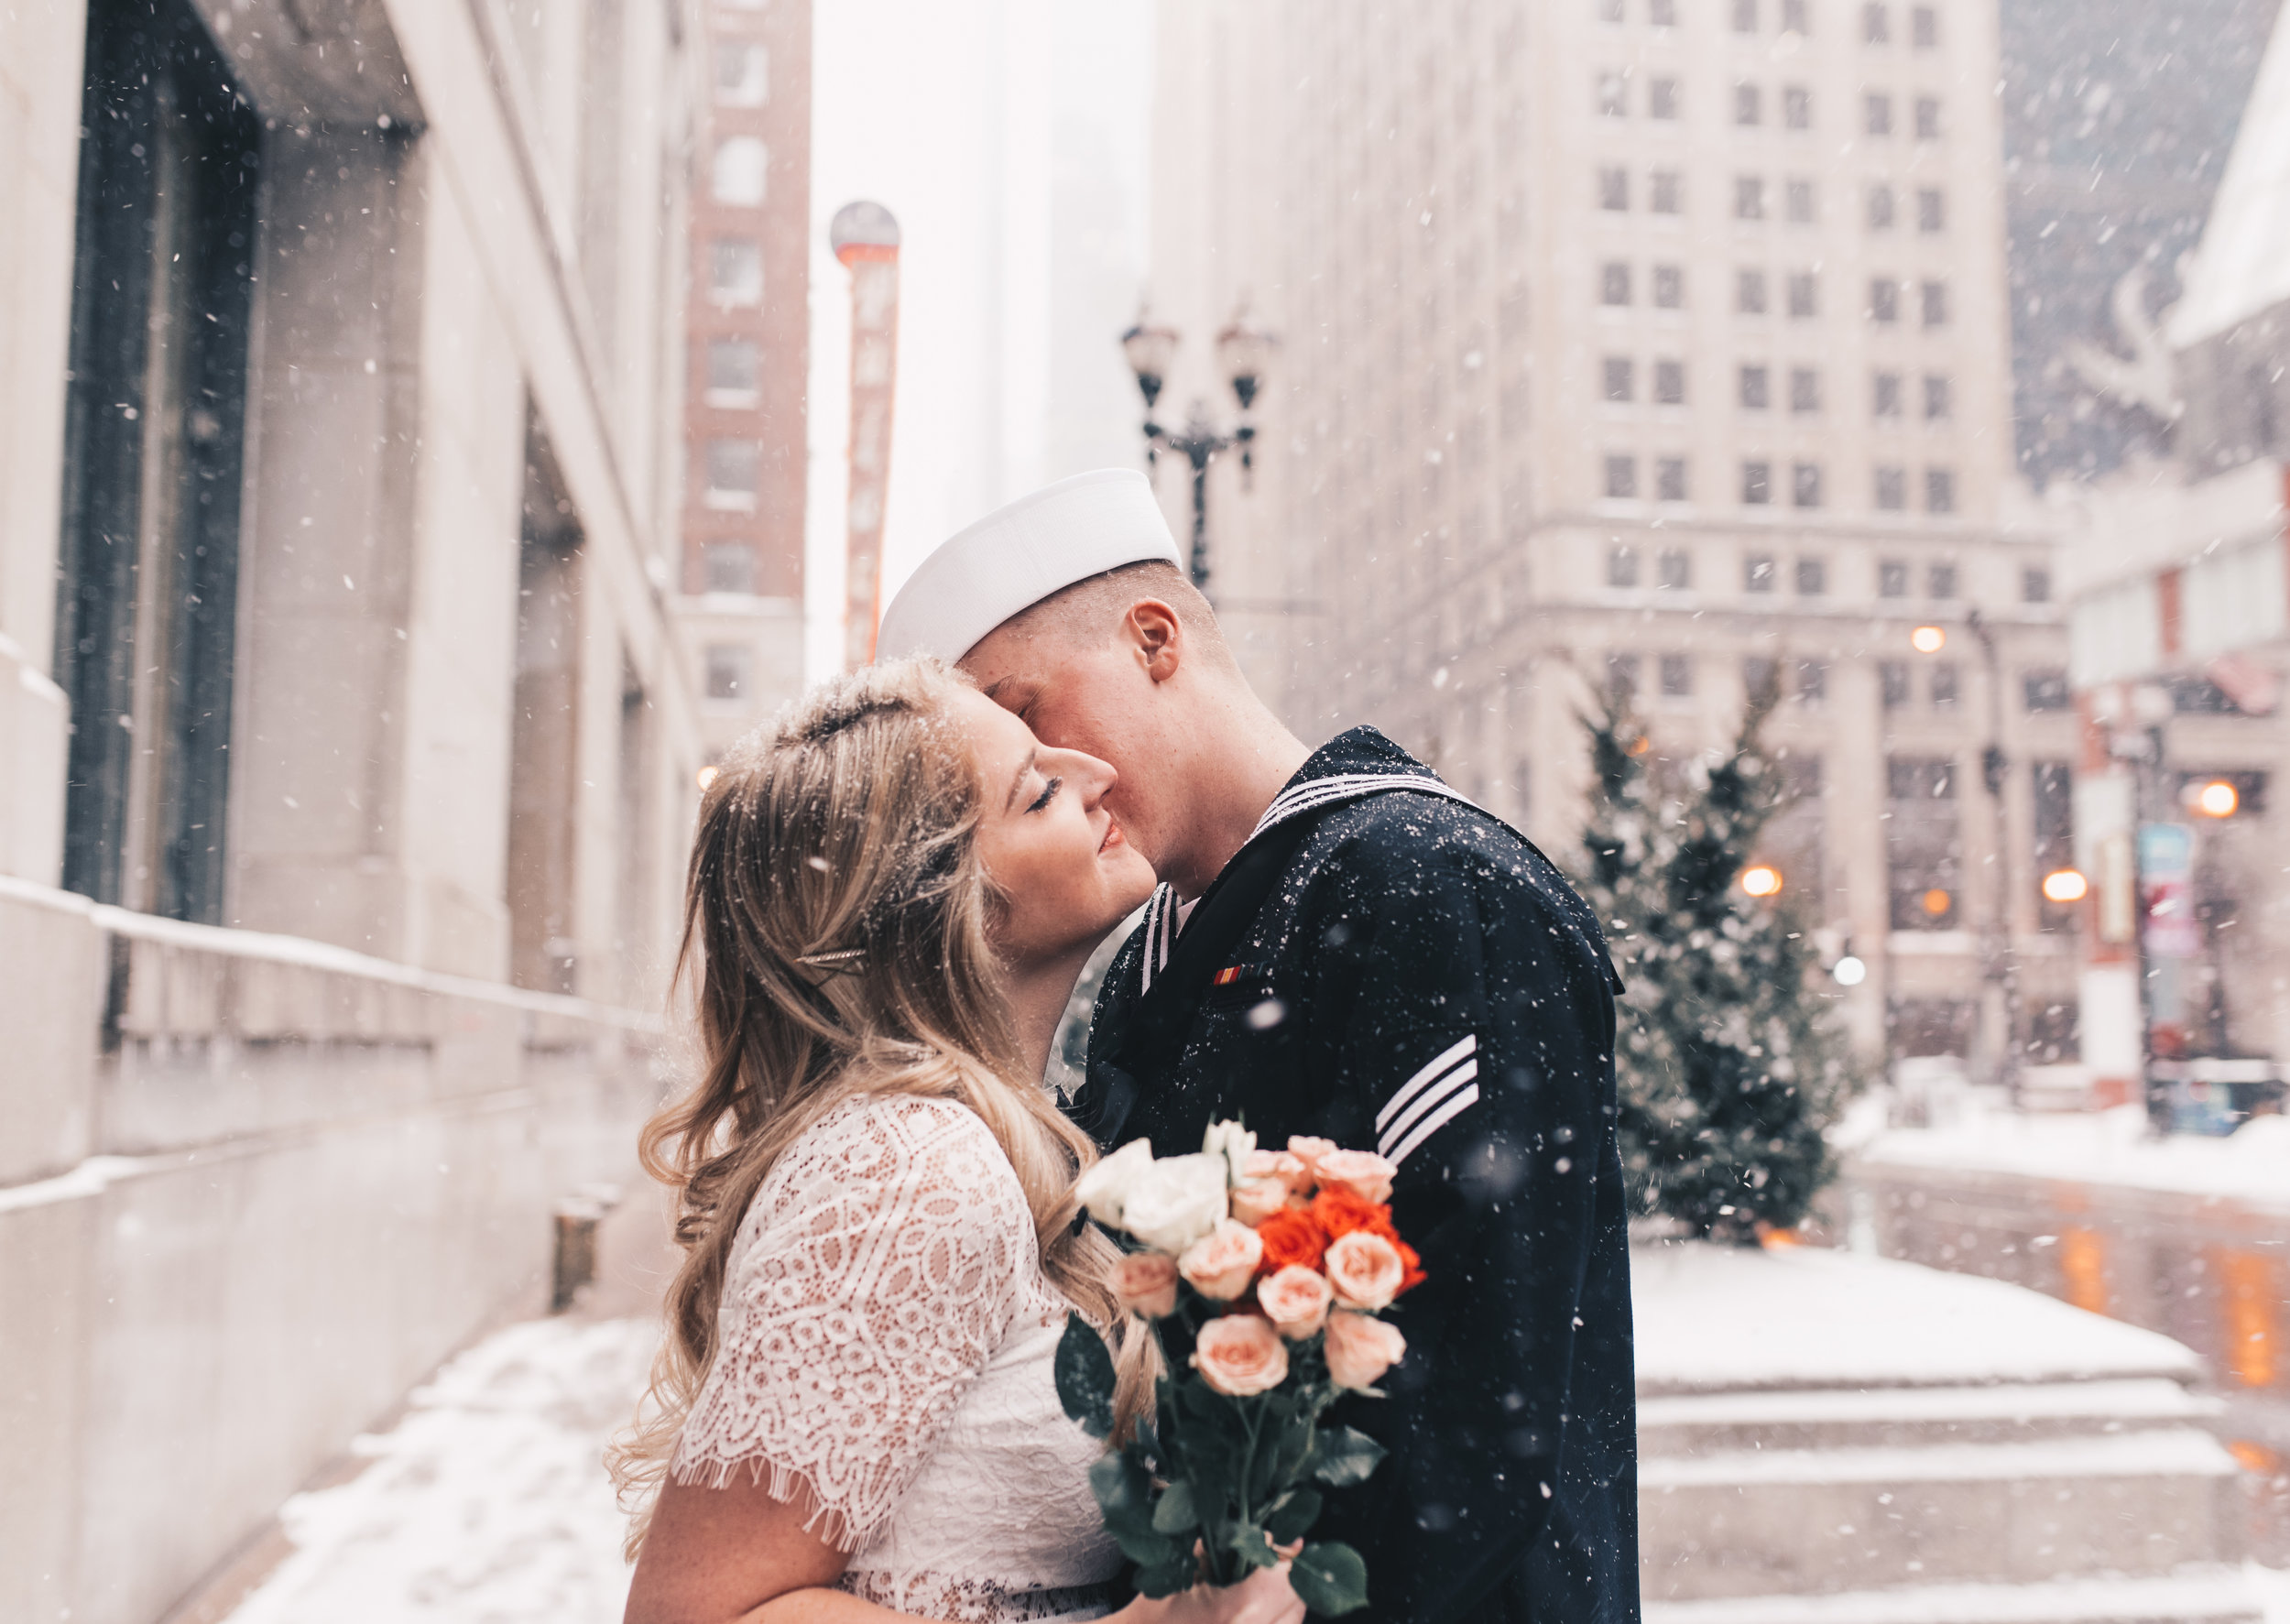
[1120,301,1274,594]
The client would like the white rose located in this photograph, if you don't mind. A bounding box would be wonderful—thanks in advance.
[1202,1120,1259,1187]
[1073,1139,1156,1229]
[1118,1153,1232,1254]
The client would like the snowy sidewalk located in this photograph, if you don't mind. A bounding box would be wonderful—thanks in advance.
[220,1317,659,1624]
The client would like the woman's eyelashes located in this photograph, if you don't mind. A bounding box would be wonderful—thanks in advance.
[1025,776,1063,814]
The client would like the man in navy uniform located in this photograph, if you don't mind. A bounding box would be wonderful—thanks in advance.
[878,470,1636,1624]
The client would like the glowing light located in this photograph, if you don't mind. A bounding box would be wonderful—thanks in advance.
[2195,779,2239,818]
[1910,625,1946,654]
[1832,954,1868,986]
[2042,867,2089,903]
[1921,888,1952,917]
[695,764,720,791]
[1740,865,1784,898]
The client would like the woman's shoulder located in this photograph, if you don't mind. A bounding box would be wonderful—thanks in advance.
[747,1090,1029,1248]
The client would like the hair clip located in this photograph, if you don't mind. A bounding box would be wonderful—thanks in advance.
[793,947,867,976]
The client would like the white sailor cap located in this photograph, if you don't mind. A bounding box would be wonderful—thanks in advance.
[875,468,1182,664]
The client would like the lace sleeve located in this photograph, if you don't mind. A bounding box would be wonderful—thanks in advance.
[670,1095,1030,1552]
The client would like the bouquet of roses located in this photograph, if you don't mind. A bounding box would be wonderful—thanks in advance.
[1054,1122,1423,1618]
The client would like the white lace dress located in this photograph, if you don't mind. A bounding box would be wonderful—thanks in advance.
[671,1093,1123,1623]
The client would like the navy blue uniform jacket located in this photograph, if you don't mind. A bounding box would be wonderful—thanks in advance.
[1071,727,1638,1624]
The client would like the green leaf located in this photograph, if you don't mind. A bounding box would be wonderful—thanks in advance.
[1112,1525,1182,1568]
[1055,1313,1118,1439]
[1136,1555,1197,1598]
[1152,1478,1199,1534]
[1307,1426,1388,1488]
[1266,1487,1323,1545]
[1088,1450,1158,1537]
[1289,1541,1371,1617]
[1227,1521,1279,1571]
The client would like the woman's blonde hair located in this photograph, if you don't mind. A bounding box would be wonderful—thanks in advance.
[609,659,1142,1553]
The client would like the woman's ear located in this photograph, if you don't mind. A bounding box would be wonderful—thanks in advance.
[1126,600,1183,684]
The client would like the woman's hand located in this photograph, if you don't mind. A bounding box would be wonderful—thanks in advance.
[1117,1564,1308,1624]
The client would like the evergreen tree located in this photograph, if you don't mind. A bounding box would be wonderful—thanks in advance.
[1577,681,1859,1241]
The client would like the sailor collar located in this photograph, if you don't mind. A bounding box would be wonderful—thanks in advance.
[1135,726,1479,993]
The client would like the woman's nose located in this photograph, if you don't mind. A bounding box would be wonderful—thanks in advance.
[1067,750,1118,806]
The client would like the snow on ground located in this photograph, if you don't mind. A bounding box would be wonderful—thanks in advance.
[224,1316,660,1624]
[1858,1105,2290,1214]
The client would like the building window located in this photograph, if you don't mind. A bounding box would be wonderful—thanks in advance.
[702,540,758,594]
[1881,660,1912,707]
[1743,461,1773,504]
[1599,165,1630,210]
[712,136,769,205]
[1921,278,1949,326]
[2023,566,2053,604]
[1608,544,1641,586]
[1782,0,1809,29]
[1604,355,1636,401]
[1746,553,1777,592]
[1867,184,1895,231]
[1738,268,1771,313]
[1875,465,1907,508]
[1912,5,1938,47]
[1661,653,1696,696]
[1927,560,1957,599]
[1926,466,1957,512]
[1650,76,1681,118]
[1652,0,1678,22]
[1608,652,1643,696]
[1789,367,1821,413]
[1657,455,1690,500]
[1865,93,1892,136]
[705,439,761,507]
[1917,187,1946,232]
[704,642,753,703]
[1736,82,1763,125]
[710,238,763,305]
[1599,0,1625,20]
[1659,549,1693,589]
[1863,2,1891,43]
[1651,169,1684,213]
[1652,264,1685,307]
[1797,659,1829,703]
[1784,179,1816,224]
[706,337,760,401]
[1733,0,1759,30]
[1787,270,1819,317]
[714,41,769,106]
[1873,370,1903,416]
[1792,462,1824,507]
[1915,95,1942,139]
[1924,373,1952,419]
[2024,669,2071,712]
[1654,358,1686,404]
[1744,656,1781,699]
[1600,71,1630,117]
[1606,455,1640,499]
[1796,555,1827,594]
[1735,176,1767,220]
[1783,85,1812,127]
[1880,560,1910,597]
[1740,364,1772,409]
[1870,278,1901,323]
[1601,262,1634,305]
[1887,758,1961,932]
[1930,662,1960,709]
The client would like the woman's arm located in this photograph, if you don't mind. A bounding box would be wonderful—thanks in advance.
[626,1477,1307,1624]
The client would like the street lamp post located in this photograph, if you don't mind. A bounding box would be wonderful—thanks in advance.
[1119,302,1273,594]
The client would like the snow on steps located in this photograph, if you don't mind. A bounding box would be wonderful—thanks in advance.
[1632,1246,2256,1623]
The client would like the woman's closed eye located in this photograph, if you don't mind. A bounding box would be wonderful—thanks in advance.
[1026,776,1063,813]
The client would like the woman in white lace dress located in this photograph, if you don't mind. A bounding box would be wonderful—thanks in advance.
[615,662,1301,1624]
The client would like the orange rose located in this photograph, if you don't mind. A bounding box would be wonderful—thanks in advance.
[1256,1265,1334,1339]
[1229,1178,1292,1226]
[1323,1311,1407,1391]
[1246,1149,1314,1195]
[1194,1313,1290,1396]
[1286,1136,1340,1182]
[1253,1207,1328,1274]
[1323,1230,1405,1310]
[1314,1149,1397,1204]
[1178,1219,1266,1302]
[1309,1187,1397,1243]
[1112,1250,1179,1319]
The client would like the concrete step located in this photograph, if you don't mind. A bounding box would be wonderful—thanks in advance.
[1640,1379,2224,1456]
[1642,1567,2261,1624]
[1641,1428,2245,1599]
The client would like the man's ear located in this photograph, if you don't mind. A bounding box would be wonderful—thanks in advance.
[1124,600,1184,684]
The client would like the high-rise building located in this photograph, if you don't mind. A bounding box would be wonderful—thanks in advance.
[676,0,812,758]
[1151,0,2076,1076]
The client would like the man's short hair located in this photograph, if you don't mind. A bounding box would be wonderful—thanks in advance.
[998,559,1236,669]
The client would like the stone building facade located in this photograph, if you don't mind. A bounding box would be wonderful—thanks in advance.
[1149,0,2077,1077]
[0,2,708,1618]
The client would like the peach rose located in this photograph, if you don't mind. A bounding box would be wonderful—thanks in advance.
[1323,1229,1405,1311]
[1245,1149,1314,1195]
[1178,1219,1266,1302]
[1112,1250,1179,1319]
[1286,1136,1340,1182]
[1229,1178,1292,1226]
[1314,1149,1397,1204]
[1193,1313,1290,1396]
[1324,1310,1407,1391]
[1256,1265,1335,1339]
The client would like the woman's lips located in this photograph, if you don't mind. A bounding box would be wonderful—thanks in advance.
[1099,818,1125,854]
